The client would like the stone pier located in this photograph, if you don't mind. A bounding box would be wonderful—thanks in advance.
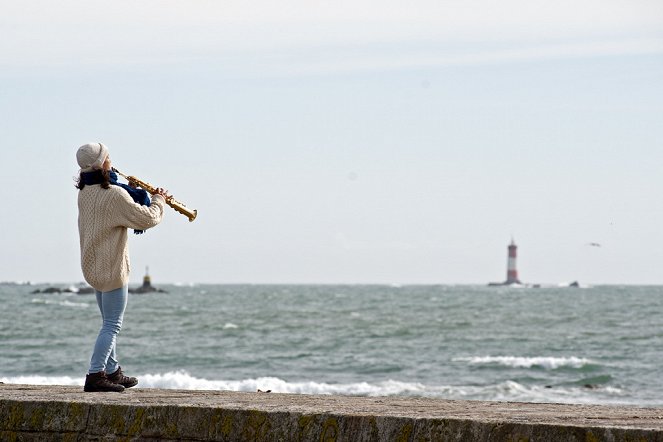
[1,384,662,441]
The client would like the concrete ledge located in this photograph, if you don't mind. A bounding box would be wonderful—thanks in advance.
[1,384,663,441]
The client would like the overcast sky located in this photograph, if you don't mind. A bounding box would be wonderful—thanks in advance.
[1,0,662,285]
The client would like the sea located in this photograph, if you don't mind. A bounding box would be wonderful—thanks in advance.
[1,283,662,407]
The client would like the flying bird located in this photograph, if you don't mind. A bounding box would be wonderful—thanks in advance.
[586,242,602,247]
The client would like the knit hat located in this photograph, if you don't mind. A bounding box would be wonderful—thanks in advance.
[77,142,109,172]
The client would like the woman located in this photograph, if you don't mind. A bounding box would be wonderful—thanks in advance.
[76,142,169,392]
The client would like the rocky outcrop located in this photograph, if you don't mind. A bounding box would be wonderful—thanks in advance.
[30,285,94,295]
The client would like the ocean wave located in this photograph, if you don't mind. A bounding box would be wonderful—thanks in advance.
[30,298,90,308]
[456,380,627,404]
[0,375,83,386]
[138,372,433,396]
[0,371,632,405]
[453,356,594,370]
[0,372,433,395]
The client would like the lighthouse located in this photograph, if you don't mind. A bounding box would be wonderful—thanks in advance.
[488,238,524,286]
[505,239,521,285]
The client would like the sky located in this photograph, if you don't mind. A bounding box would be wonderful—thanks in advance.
[1,0,662,285]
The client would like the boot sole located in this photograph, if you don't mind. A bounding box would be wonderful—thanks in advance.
[84,386,125,392]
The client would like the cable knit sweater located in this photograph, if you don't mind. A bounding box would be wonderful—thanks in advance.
[78,184,166,292]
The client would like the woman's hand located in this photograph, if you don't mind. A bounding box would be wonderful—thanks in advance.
[155,187,172,201]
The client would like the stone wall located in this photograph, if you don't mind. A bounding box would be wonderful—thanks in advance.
[1,384,662,441]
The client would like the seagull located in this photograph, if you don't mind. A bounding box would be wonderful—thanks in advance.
[587,242,602,247]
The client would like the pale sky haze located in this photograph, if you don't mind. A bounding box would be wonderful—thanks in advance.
[1,0,662,285]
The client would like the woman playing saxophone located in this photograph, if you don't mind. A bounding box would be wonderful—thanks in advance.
[75,142,170,393]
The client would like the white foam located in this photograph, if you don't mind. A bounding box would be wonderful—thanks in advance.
[173,282,197,287]
[0,375,83,386]
[455,380,627,404]
[454,356,593,369]
[135,372,439,396]
[30,298,90,308]
[0,372,639,405]
[0,371,446,397]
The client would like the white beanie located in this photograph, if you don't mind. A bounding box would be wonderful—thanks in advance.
[76,142,109,172]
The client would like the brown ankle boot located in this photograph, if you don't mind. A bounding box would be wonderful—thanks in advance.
[107,366,138,389]
[84,371,125,392]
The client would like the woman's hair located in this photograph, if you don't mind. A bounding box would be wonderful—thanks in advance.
[76,169,111,190]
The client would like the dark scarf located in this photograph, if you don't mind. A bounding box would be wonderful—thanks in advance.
[80,170,151,234]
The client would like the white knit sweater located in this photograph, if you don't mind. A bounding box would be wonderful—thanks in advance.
[78,185,165,292]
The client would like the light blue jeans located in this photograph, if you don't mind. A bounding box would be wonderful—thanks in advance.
[88,285,128,374]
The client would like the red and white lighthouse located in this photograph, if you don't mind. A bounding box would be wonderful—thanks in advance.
[505,239,521,285]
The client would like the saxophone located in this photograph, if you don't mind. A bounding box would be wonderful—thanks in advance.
[112,167,198,222]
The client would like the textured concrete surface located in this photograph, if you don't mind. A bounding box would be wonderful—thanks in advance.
[1,384,663,441]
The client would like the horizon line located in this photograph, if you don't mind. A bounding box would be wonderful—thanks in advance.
[4,280,663,287]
